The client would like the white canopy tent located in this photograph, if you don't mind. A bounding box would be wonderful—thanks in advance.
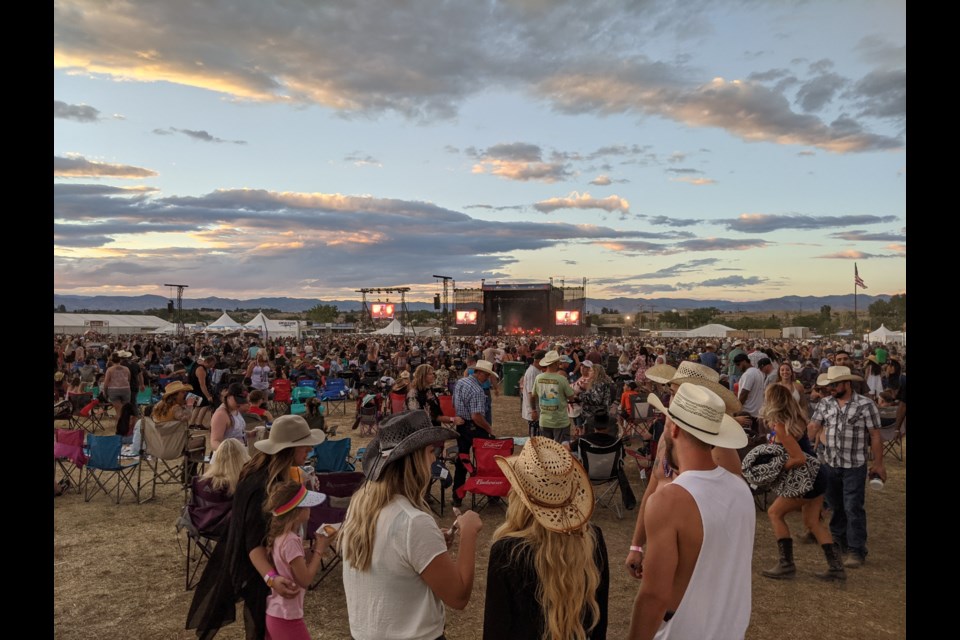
[54,313,175,336]
[373,319,405,335]
[243,312,301,338]
[204,312,242,332]
[865,324,905,345]
[685,323,736,338]
[372,319,440,337]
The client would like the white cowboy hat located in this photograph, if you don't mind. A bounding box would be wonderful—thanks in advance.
[815,366,864,386]
[495,436,593,534]
[539,350,561,367]
[647,384,747,449]
[473,359,499,379]
[645,361,741,413]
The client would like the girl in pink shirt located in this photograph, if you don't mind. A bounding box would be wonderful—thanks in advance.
[263,481,331,640]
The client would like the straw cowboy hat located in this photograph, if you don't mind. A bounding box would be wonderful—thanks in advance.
[647,384,747,449]
[646,361,741,414]
[254,414,326,455]
[539,350,561,367]
[816,366,864,387]
[116,350,133,359]
[495,436,594,534]
[162,381,193,398]
[362,410,458,481]
[473,359,499,379]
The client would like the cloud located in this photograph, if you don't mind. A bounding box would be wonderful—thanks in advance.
[593,241,674,255]
[748,68,791,82]
[669,176,716,186]
[855,36,906,69]
[828,229,906,242]
[153,127,247,144]
[645,215,704,227]
[53,1,902,152]
[469,142,572,182]
[720,213,899,233]
[666,167,702,175]
[53,183,665,292]
[634,258,720,279]
[54,154,158,178]
[816,250,903,259]
[674,238,769,251]
[603,283,679,295]
[463,204,525,211]
[795,72,847,112]
[344,152,382,167]
[533,192,629,214]
[676,275,767,289]
[846,69,906,121]
[589,175,612,186]
[54,100,100,122]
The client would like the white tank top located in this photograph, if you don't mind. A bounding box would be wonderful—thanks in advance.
[654,467,755,640]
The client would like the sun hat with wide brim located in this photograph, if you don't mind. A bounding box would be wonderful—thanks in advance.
[645,364,678,384]
[473,359,499,379]
[815,365,864,387]
[648,384,747,449]
[162,381,193,398]
[363,410,459,481]
[254,414,326,454]
[495,437,594,534]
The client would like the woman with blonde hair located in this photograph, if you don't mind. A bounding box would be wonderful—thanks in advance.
[340,411,483,640]
[187,438,251,539]
[484,436,608,640]
[759,384,844,581]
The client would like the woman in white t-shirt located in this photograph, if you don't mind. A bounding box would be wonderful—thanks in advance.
[340,411,483,640]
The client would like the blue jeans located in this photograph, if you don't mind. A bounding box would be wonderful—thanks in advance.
[823,463,868,558]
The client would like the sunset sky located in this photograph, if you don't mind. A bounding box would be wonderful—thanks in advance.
[54,0,906,303]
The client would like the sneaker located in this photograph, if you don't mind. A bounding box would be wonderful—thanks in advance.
[843,554,865,568]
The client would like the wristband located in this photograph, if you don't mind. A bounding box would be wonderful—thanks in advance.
[630,545,644,554]
[264,570,278,585]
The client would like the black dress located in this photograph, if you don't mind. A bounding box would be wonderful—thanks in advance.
[185,467,270,640]
[483,524,609,640]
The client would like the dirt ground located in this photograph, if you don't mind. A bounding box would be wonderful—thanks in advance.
[54,393,906,639]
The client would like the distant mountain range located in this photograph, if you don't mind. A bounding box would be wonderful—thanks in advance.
[54,293,893,314]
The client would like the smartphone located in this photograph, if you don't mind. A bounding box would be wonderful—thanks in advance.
[316,522,342,538]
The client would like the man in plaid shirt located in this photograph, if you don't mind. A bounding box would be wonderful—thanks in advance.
[451,360,497,506]
[809,366,886,569]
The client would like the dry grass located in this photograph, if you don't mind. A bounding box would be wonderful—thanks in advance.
[54,395,906,639]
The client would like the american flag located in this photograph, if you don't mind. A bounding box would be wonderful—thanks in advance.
[854,263,867,289]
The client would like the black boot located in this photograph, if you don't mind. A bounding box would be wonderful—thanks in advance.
[761,538,796,579]
[815,543,847,581]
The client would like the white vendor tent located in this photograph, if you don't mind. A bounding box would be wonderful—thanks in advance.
[865,324,905,345]
[373,319,405,335]
[205,312,242,332]
[244,312,301,338]
[54,313,175,336]
[685,323,736,338]
[372,319,440,337]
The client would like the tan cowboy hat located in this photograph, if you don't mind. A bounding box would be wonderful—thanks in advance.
[474,359,499,379]
[362,411,458,481]
[645,363,677,384]
[666,361,742,414]
[539,350,561,367]
[495,437,594,534]
[254,414,326,454]
[816,366,864,387]
[116,350,133,359]
[647,384,747,449]
[162,381,193,398]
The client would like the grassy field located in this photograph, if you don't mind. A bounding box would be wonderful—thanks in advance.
[54,393,906,639]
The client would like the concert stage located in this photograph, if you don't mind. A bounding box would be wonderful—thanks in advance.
[453,281,586,336]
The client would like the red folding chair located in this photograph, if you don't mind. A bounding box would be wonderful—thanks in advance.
[456,437,514,511]
[54,428,89,494]
[438,395,455,418]
[270,378,293,415]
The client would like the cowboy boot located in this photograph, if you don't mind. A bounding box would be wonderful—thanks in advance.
[815,543,847,581]
[761,538,796,579]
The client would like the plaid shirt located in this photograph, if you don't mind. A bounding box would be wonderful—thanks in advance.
[453,375,487,421]
[812,392,881,468]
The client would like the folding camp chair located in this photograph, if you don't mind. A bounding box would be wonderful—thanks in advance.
[309,438,356,473]
[880,418,906,462]
[306,471,366,589]
[175,478,223,591]
[139,417,191,504]
[54,428,88,494]
[621,400,655,443]
[438,395,456,420]
[320,378,349,415]
[68,393,106,434]
[290,385,317,416]
[356,403,380,437]
[456,438,514,511]
[427,445,457,517]
[83,434,140,504]
[270,378,293,415]
[577,438,626,519]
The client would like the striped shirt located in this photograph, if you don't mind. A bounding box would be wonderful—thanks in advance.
[812,393,881,469]
[453,375,487,421]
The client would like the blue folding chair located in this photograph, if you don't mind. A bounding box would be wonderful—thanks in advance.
[309,438,355,473]
[319,378,348,415]
[297,378,318,390]
[83,434,141,504]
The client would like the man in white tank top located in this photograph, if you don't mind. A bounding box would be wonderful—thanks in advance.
[628,384,754,640]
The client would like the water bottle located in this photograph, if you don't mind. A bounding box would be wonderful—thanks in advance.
[868,472,884,490]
